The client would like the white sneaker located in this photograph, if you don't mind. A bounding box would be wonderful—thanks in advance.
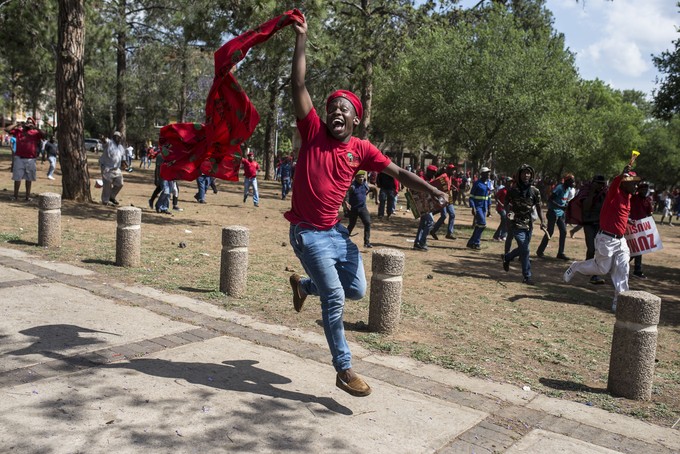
[47,175,55,180]
[563,262,576,283]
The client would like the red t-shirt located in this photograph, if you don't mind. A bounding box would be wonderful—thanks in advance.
[11,128,42,159]
[496,186,508,213]
[599,175,630,236]
[242,158,260,178]
[629,194,653,221]
[285,108,391,230]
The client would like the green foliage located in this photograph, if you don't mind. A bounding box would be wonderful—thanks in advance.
[1,0,676,189]
[375,5,579,170]
[653,35,680,120]
[0,0,58,120]
[636,117,680,189]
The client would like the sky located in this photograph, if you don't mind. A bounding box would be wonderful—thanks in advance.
[451,0,679,98]
[545,0,678,98]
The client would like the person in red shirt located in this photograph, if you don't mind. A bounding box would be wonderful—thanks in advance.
[430,164,458,240]
[629,181,654,279]
[492,176,511,241]
[563,166,640,312]
[287,15,446,397]
[241,151,261,207]
[6,117,44,201]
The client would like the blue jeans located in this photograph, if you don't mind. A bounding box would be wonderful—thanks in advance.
[196,175,210,202]
[415,213,434,247]
[378,189,396,217]
[244,177,259,204]
[155,180,171,212]
[281,177,291,199]
[505,226,533,279]
[467,206,487,247]
[289,223,366,372]
[432,204,456,236]
[537,209,567,256]
[47,156,57,177]
[493,209,508,240]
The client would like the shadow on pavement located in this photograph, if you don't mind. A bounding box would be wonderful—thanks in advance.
[7,324,119,358]
[7,324,352,416]
[106,358,353,415]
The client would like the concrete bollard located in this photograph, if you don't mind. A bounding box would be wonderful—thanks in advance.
[115,207,142,267]
[369,248,405,334]
[608,290,661,400]
[220,226,249,297]
[38,193,61,248]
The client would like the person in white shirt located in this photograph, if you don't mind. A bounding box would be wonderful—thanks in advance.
[99,131,126,205]
[125,145,134,172]
[659,191,674,226]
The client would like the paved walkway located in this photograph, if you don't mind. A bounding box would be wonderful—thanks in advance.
[0,246,677,453]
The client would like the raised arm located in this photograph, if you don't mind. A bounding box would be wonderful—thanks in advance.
[382,162,447,201]
[291,16,313,120]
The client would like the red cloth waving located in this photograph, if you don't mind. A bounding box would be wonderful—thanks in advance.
[159,9,304,181]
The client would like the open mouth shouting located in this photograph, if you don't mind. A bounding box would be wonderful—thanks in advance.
[331,117,345,134]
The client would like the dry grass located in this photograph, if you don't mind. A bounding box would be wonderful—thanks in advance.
[1,146,679,427]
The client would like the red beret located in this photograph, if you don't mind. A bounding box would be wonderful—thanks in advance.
[447,164,456,169]
[326,90,363,120]
[426,164,438,172]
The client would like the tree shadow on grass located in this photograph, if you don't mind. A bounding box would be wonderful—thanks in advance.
[539,377,608,394]
[178,286,216,294]
[82,258,117,266]
[59,201,214,227]
[314,319,371,333]
[428,250,680,326]
[8,239,39,247]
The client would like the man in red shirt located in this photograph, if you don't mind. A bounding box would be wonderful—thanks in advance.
[6,117,44,201]
[492,176,511,241]
[430,164,458,240]
[241,151,260,207]
[629,181,654,279]
[288,16,446,397]
[563,166,640,312]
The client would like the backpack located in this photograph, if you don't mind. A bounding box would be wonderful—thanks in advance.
[566,186,590,225]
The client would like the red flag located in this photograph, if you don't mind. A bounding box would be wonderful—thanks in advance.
[159,9,304,181]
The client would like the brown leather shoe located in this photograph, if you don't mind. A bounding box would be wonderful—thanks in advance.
[336,373,372,397]
[289,274,307,313]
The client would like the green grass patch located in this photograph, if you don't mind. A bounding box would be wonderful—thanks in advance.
[0,232,21,242]
[357,333,403,354]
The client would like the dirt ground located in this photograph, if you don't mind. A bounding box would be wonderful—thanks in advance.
[1,146,678,427]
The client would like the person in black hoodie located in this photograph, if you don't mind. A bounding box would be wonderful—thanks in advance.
[501,164,546,285]
[343,171,373,248]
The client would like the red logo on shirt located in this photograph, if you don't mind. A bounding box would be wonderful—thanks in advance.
[346,152,359,168]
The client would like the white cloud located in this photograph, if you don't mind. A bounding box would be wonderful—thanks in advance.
[582,0,677,78]
[547,0,678,93]
[584,38,648,77]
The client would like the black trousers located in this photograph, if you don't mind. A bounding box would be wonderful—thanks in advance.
[347,206,371,245]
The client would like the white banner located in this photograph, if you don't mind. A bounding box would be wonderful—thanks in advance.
[624,216,663,257]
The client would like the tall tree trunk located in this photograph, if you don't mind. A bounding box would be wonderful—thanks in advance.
[178,40,188,123]
[9,71,19,120]
[359,59,373,140]
[262,81,278,181]
[115,0,127,137]
[57,0,90,202]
